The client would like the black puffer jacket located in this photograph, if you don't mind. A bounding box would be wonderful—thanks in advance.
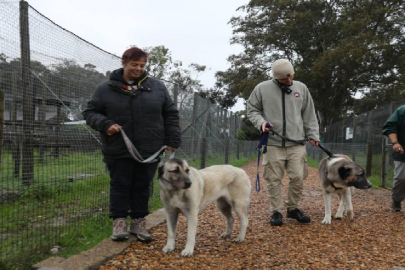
[83,69,181,159]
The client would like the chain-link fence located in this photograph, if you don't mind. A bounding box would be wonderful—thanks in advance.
[0,1,257,261]
[307,100,404,189]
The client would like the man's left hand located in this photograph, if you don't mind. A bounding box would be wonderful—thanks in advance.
[309,140,319,146]
[167,147,176,151]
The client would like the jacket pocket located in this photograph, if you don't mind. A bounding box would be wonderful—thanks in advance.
[262,150,269,166]
[303,156,308,180]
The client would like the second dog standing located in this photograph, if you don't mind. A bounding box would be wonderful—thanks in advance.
[319,154,372,224]
[158,158,251,256]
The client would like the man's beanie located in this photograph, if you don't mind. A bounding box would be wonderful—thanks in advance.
[272,59,294,80]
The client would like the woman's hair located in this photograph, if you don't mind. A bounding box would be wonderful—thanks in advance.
[122,47,148,63]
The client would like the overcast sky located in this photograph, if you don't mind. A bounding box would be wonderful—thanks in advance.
[26,0,248,111]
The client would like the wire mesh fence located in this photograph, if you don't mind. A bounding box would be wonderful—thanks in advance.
[307,100,404,189]
[0,1,257,261]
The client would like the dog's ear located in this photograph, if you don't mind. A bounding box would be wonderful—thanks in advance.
[338,166,352,180]
[158,164,164,179]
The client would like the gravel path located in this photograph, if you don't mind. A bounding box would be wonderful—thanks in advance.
[100,160,405,269]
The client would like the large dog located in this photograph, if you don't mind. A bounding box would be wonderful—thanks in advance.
[158,158,251,256]
[319,154,372,224]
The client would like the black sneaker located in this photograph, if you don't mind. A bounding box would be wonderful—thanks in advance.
[392,201,401,212]
[287,208,311,223]
[270,211,283,226]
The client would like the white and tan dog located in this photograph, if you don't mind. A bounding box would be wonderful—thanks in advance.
[319,154,372,224]
[158,158,251,256]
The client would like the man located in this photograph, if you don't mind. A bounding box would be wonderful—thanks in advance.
[382,105,405,212]
[247,59,319,226]
[83,47,181,241]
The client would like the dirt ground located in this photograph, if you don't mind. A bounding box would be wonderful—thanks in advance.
[99,160,405,269]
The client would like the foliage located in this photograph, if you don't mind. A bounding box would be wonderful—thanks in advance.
[238,113,261,140]
[218,0,405,126]
[144,45,173,79]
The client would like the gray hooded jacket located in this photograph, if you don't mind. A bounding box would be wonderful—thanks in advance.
[247,79,319,146]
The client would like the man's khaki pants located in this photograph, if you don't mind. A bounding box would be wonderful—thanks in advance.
[262,144,307,213]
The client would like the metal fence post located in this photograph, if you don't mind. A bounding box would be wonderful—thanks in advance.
[191,93,198,157]
[225,136,229,164]
[236,140,240,160]
[20,0,34,185]
[0,91,4,175]
[366,111,373,177]
[173,84,178,108]
[235,115,239,159]
[381,137,388,187]
[352,117,357,162]
[201,138,207,169]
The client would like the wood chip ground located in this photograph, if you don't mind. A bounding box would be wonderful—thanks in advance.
[100,160,405,269]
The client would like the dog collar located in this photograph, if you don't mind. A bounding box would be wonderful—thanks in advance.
[331,182,343,190]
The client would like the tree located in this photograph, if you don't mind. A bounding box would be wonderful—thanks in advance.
[219,0,405,127]
[168,62,206,92]
[143,45,173,79]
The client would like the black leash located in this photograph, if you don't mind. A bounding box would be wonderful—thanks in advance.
[318,143,334,158]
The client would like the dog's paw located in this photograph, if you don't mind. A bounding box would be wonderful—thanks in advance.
[162,244,175,253]
[347,210,354,220]
[181,247,194,257]
[232,237,244,243]
[321,216,332,225]
[220,232,231,238]
[334,213,343,220]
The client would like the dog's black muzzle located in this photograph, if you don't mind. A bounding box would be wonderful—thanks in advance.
[351,179,372,189]
[182,178,192,189]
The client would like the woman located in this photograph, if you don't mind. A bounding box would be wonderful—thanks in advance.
[83,47,181,242]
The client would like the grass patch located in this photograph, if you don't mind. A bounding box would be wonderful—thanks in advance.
[306,156,319,168]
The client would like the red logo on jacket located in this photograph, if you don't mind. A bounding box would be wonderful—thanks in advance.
[294,92,300,98]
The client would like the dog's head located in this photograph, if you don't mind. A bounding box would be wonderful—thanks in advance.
[158,158,192,190]
[337,162,372,189]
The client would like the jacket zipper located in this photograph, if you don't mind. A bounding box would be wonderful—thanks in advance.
[282,91,286,147]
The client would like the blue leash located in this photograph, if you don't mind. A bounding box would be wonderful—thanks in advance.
[256,123,271,193]
[256,122,309,193]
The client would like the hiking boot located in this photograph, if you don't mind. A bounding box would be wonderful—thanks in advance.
[111,218,129,241]
[287,208,311,223]
[130,218,152,242]
[392,201,401,212]
[270,211,283,226]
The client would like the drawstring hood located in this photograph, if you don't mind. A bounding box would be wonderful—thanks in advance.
[110,68,148,87]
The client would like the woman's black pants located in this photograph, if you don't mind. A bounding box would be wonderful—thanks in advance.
[104,158,158,219]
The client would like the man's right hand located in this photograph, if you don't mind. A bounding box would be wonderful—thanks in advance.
[261,122,274,133]
[106,124,121,136]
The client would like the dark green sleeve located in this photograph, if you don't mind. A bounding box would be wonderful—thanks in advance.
[382,105,405,136]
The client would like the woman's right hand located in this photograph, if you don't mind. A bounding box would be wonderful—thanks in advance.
[393,143,404,154]
[106,124,121,136]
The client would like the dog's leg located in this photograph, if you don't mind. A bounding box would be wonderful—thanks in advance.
[232,201,249,243]
[181,210,198,257]
[322,192,332,224]
[335,193,345,220]
[162,209,179,254]
[216,197,234,239]
[343,187,354,221]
